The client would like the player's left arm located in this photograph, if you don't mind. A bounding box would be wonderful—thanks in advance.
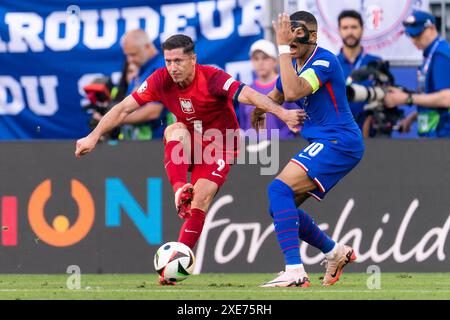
[237,85,305,131]
[208,67,304,130]
[249,87,286,131]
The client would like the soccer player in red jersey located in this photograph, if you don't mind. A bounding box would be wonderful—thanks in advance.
[75,34,304,283]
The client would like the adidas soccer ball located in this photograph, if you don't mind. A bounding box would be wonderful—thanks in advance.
[154,241,196,282]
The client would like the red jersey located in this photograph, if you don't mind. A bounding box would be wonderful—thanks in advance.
[131,64,243,133]
[131,64,244,161]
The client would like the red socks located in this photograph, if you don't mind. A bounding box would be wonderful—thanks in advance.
[164,140,189,193]
[165,141,205,249]
[178,208,206,249]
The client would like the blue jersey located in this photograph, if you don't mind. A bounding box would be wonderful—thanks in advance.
[418,37,450,137]
[276,46,364,152]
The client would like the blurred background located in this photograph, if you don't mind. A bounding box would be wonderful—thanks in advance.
[1,0,449,140]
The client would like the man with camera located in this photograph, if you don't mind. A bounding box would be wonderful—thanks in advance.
[88,29,173,140]
[384,10,450,137]
[116,29,174,140]
[336,10,383,137]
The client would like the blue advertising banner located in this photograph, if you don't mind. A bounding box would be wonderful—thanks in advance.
[0,0,265,139]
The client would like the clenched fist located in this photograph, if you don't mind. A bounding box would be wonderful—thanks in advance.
[75,135,99,158]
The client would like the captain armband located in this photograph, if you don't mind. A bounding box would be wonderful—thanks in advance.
[299,68,320,93]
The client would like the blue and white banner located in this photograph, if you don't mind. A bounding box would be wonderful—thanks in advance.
[295,0,429,62]
[0,0,265,139]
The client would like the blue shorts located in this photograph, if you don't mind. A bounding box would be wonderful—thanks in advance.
[291,140,364,201]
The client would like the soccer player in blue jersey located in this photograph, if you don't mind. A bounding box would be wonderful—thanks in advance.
[257,11,365,287]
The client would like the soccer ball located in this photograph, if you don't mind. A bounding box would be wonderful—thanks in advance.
[154,241,196,283]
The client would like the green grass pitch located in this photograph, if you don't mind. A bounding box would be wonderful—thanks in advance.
[0,273,449,300]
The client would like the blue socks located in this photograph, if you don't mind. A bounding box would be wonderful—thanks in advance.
[268,179,301,265]
[297,209,335,254]
[268,179,336,267]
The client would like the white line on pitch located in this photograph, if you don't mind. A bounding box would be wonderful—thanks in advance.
[1,289,450,294]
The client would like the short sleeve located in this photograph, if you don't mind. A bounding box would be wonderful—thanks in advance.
[276,76,283,93]
[431,53,450,91]
[207,68,244,101]
[307,56,335,86]
[131,70,162,106]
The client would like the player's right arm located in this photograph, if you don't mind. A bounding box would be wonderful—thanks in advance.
[76,71,162,157]
[75,95,140,157]
[121,102,164,124]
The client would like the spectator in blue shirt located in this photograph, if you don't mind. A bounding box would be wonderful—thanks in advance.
[384,10,450,137]
[336,10,382,137]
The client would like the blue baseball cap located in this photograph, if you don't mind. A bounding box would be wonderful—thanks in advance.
[403,10,436,37]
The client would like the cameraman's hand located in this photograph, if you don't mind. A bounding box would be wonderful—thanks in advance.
[384,87,408,108]
[75,134,99,158]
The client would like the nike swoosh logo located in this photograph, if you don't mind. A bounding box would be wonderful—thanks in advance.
[184,229,198,233]
[298,154,311,160]
[186,117,197,121]
[212,172,222,178]
[331,268,339,278]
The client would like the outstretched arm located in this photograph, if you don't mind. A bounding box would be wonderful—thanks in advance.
[250,88,286,131]
[238,85,305,131]
[384,87,450,109]
[75,95,140,157]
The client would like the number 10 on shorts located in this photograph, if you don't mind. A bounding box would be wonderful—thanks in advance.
[302,142,324,158]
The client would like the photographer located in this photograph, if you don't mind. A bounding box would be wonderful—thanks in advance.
[119,29,176,140]
[384,10,450,137]
[336,10,382,137]
[85,29,174,141]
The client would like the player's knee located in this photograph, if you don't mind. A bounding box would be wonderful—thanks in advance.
[164,122,189,142]
[191,192,214,211]
[267,179,295,202]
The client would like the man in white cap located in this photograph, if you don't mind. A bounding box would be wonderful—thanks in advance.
[239,39,300,139]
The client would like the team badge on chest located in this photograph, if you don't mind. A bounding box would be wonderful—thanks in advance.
[179,98,195,114]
